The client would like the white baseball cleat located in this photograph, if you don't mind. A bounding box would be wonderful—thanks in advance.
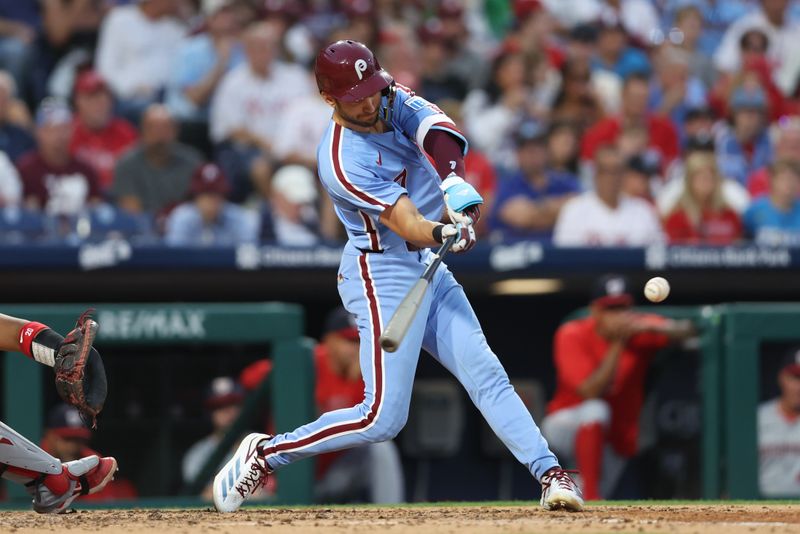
[540,467,584,512]
[213,433,272,513]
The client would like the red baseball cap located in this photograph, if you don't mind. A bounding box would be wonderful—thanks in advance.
[591,274,634,309]
[323,307,359,341]
[781,350,800,377]
[314,40,393,103]
[438,0,464,19]
[75,70,108,95]
[204,377,245,411]
[514,0,542,20]
[189,162,231,198]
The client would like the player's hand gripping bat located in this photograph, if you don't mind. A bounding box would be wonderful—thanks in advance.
[379,233,458,352]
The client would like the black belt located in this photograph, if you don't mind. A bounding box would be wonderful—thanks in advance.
[357,242,421,254]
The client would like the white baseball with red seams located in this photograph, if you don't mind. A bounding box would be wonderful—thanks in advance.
[644,277,670,303]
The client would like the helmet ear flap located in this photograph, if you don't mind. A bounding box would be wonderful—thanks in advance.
[379,82,396,124]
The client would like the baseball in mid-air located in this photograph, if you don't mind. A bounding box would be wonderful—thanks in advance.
[644,277,670,303]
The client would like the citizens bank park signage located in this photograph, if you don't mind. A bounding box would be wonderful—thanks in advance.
[1,242,799,273]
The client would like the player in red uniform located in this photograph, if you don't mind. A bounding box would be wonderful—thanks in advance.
[0,312,117,513]
[541,276,694,500]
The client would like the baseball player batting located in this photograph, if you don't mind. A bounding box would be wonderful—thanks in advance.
[0,311,115,513]
[213,40,583,512]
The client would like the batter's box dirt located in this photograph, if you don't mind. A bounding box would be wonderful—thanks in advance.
[1,504,798,534]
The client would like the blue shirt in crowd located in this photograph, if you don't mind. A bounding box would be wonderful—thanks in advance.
[715,127,772,186]
[166,35,246,121]
[591,47,651,79]
[0,124,34,164]
[664,0,753,57]
[165,201,259,246]
[490,170,581,240]
[743,196,800,246]
[648,77,707,146]
[0,1,41,30]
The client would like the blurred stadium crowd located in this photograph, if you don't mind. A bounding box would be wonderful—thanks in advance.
[1,0,800,247]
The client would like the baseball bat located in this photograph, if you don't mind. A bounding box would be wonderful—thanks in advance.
[379,233,458,353]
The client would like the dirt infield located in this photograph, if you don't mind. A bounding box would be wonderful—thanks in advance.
[2,504,799,534]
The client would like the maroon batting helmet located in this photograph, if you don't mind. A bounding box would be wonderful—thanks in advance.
[314,40,393,102]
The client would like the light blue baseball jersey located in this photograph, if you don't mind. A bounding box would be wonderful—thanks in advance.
[316,87,467,251]
[248,85,561,489]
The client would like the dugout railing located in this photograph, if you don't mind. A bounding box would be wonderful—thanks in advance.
[1,303,314,505]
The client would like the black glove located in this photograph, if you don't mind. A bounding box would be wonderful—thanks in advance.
[54,310,108,428]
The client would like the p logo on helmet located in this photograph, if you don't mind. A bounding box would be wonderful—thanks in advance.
[354,59,368,80]
[314,40,394,103]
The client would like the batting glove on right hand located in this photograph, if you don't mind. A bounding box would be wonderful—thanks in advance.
[442,222,477,253]
[441,174,483,226]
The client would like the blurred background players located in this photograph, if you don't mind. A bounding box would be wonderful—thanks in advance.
[240,307,405,504]
[182,376,250,500]
[758,348,800,497]
[42,404,137,501]
[542,275,694,500]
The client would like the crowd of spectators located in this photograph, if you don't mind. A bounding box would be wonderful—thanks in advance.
[2,0,800,248]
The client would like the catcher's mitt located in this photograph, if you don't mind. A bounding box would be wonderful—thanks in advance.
[54,310,108,428]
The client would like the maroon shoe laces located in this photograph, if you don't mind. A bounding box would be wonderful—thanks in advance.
[234,444,271,498]
[542,468,579,492]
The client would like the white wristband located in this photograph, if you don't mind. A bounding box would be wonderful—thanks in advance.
[31,342,55,367]
[440,174,464,191]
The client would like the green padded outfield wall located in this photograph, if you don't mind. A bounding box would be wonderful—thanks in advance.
[1,303,314,504]
[719,303,800,499]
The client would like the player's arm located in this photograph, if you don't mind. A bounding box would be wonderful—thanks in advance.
[394,89,482,224]
[576,340,625,399]
[0,312,27,352]
[630,315,696,341]
[0,311,108,425]
[380,195,476,253]
[0,312,74,366]
[379,195,441,248]
[499,196,572,231]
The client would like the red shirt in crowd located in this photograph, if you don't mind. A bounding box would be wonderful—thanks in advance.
[464,150,497,200]
[580,115,680,168]
[747,167,770,198]
[663,207,742,245]
[17,151,101,215]
[547,315,670,457]
[70,118,138,190]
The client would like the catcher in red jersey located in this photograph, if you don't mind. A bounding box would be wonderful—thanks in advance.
[0,311,116,513]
